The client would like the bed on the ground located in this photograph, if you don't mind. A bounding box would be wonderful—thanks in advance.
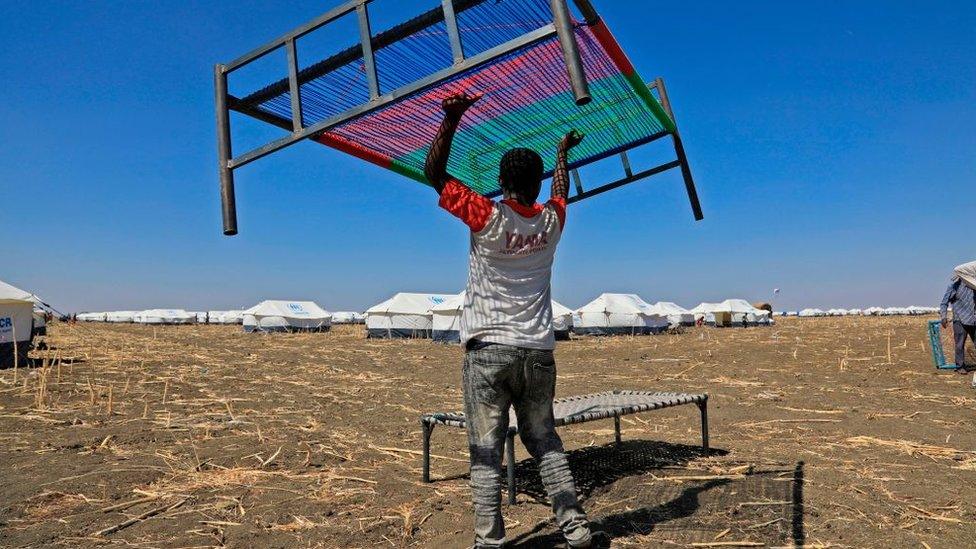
[421,390,709,503]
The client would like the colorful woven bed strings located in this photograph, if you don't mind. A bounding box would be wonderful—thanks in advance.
[245,0,674,196]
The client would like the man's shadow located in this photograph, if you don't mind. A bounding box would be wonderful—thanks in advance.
[503,441,805,548]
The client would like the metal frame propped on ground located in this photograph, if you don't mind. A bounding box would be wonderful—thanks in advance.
[420,390,709,504]
[927,319,959,370]
[214,0,703,235]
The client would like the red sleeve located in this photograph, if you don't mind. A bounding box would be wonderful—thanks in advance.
[547,196,567,229]
[439,179,494,232]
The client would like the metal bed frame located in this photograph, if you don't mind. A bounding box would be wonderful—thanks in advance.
[420,390,709,504]
[927,319,959,370]
[215,0,703,235]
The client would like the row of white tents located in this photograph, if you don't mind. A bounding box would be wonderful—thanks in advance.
[74,293,779,339]
[366,293,774,341]
[786,306,939,317]
[79,310,240,324]
[74,298,945,336]
[71,295,950,338]
[77,304,368,331]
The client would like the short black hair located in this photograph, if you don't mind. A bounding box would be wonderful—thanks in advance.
[499,148,544,195]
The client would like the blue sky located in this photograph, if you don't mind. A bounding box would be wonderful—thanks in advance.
[1,1,973,313]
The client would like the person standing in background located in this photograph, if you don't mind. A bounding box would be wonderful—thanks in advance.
[940,275,976,372]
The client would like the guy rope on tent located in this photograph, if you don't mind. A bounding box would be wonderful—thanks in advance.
[214,0,703,235]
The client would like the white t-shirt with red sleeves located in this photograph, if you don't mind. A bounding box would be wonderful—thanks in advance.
[439,179,566,350]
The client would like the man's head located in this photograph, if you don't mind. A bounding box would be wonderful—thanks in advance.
[499,148,544,205]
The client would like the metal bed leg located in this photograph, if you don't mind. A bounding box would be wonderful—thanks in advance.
[505,432,516,505]
[214,64,237,236]
[697,399,709,454]
[421,420,434,483]
[550,0,591,105]
[614,415,621,445]
[672,131,704,221]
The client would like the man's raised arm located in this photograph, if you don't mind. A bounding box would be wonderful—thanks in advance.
[424,92,481,194]
[552,130,584,200]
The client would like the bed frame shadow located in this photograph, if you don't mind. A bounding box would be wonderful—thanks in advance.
[505,445,805,548]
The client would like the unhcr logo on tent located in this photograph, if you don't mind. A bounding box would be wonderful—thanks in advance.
[0,317,12,335]
[288,303,304,312]
[431,297,445,305]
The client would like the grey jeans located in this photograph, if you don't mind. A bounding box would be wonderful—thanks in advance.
[954,322,976,367]
[463,343,590,548]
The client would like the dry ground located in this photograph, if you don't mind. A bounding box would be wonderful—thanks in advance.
[0,317,974,548]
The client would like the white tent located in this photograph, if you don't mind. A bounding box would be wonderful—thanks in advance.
[206,310,244,325]
[429,294,574,343]
[690,302,721,326]
[691,300,770,327]
[650,302,695,327]
[32,308,47,336]
[956,261,976,290]
[106,311,136,323]
[243,300,331,333]
[29,295,49,337]
[77,312,107,322]
[717,299,772,326]
[430,293,465,343]
[552,300,574,340]
[798,308,824,317]
[366,293,454,339]
[221,310,245,324]
[134,309,196,325]
[0,279,36,368]
[574,294,669,336]
[847,309,863,316]
[190,311,208,324]
[331,311,366,325]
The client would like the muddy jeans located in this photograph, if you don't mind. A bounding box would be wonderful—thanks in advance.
[954,322,976,367]
[463,343,590,548]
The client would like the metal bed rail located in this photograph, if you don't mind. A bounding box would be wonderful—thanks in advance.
[421,390,709,504]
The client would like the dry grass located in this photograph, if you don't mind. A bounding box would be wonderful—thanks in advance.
[0,316,973,548]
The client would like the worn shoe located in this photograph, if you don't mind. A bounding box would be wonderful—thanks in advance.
[567,529,612,548]
[565,528,593,549]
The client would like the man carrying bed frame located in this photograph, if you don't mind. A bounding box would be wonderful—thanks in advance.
[942,262,976,373]
[424,91,597,549]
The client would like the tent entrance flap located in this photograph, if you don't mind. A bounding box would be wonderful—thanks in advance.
[214,0,702,235]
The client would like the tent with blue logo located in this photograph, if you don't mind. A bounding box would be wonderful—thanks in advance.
[243,300,331,333]
[430,293,465,344]
[0,279,36,368]
[366,293,453,339]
